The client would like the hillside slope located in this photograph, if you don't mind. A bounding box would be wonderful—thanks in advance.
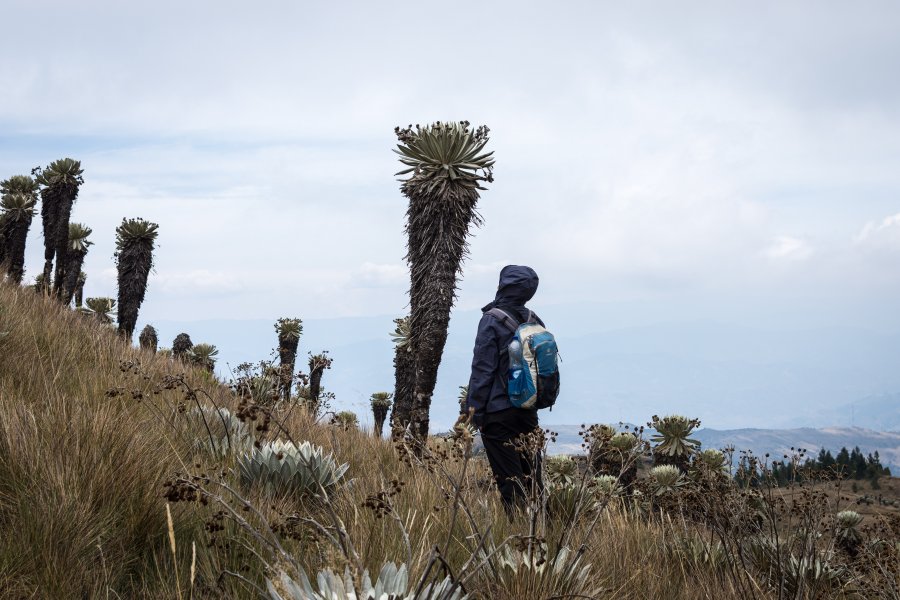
[0,282,224,597]
[0,283,728,599]
[4,281,895,600]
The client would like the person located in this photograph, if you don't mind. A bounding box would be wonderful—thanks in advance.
[461,264,545,514]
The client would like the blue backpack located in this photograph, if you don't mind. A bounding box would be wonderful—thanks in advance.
[489,308,560,410]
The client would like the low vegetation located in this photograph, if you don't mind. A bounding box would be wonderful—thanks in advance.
[2,281,899,599]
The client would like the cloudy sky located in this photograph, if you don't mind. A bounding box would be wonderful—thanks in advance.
[2,1,899,426]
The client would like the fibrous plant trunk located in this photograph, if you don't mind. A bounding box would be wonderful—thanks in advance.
[51,190,77,299]
[115,218,158,340]
[139,324,158,353]
[1,177,39,285]
[275,318,302,401]
[59,223,92,306]
[389,317,414,434]
[0,209,33,285]
[307,353,332,416]
[61,248,87,305]
[61,249,85,304]
[172,333,193,361]
[405,181,481,440]
[373,406,388,437]
[407,193,478,439]
[391,348,415,433]
[370,393,392,439]
[395,122,493,441]
[279,336,299,400]
[39,186,60,294]
[34,159,83,299]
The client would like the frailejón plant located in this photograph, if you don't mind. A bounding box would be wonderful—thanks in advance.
[267,562,465,600]
[650,414,701,471]
[238,439,348,497]
[395,121,494,439]
[648,465,686,496]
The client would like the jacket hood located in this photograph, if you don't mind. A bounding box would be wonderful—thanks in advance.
[492,265,539,307]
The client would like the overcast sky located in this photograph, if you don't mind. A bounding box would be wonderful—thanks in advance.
[3,1,900,334]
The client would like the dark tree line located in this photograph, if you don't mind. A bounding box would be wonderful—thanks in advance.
[806,446,891,481]
[733,445,892,489]
[757,446,892,488]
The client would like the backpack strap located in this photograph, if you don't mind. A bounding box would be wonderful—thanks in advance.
[488,308,520,333]
[488,308,538,330]
[489,309,519,364]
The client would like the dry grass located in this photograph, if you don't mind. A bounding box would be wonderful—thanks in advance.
[0,282,209,597]
[2,280,897,599]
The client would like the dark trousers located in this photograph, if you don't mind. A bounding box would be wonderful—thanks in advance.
[481,408,543,515]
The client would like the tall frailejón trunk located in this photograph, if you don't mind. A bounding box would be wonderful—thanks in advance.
[51,191,77,299]
[139,324,158,353]
[39,186,58,293]
[0,206,34,284]
[0,177,39,285]
[395,122,494,441]
[61,247,86,305]
[34,159,83,298]
[406,191,479,439]
[391,347,415,432]
[275,318,302,401]
[62,222,93,306]
[373,405,389,438]
[389,317,415,434]
[278,335,298,400]
[370,393,392,439]
[173,333,193,361]
[115,218,158,340]
[307,353,332,415]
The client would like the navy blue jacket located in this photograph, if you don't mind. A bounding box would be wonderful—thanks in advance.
[465,266,543,425]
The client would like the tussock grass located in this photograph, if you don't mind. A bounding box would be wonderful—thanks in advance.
[0,282,210,597]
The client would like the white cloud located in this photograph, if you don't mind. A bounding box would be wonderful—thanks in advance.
[151,270,246,295]
[764,236,814,261]
[855,213,900,246]
[356,263,406,288]
[2,0,900,328]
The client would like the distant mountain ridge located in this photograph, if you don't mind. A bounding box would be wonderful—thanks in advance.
[546,425,900,472]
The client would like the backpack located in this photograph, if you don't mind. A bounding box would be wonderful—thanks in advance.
[489,308,560,410]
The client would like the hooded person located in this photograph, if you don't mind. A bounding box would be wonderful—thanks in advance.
[462,264,544,513]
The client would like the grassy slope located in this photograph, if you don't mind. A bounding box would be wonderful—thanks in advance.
[0,281,759,599]
[0,282,210,597]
